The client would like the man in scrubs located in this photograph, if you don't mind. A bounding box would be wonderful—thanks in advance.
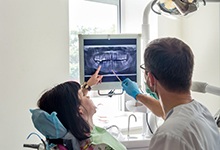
[122,37,220,150]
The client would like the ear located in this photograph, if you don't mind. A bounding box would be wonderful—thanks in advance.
[78,105,84,115]
[148,72,156,87]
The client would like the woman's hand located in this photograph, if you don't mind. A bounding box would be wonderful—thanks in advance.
[87,66,103,86]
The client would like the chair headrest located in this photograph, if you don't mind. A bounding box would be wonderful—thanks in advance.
[30,109,67,139]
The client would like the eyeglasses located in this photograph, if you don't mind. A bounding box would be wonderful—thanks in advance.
[140,64,148,74]
[140,64,145,70]
[139,64,158,80]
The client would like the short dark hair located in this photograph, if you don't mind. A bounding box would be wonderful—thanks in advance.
[37,81,90,141]
[144,37,194,92]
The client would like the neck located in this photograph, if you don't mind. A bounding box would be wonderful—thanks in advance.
[81,114,94,130]
[158,85,193,116]
[87,116,94,130]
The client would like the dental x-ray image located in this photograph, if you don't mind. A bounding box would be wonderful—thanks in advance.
[83,39,137,82]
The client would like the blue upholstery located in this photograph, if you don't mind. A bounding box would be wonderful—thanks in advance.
[30,109,67,139]
[30,109,80,150]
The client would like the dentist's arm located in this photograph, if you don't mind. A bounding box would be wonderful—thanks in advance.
[136,94,165,119]
[122,78,164,119]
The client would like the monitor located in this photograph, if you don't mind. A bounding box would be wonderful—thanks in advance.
[79,34,141,90]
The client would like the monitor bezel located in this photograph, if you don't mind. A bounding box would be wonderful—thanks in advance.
[79,33,142,90]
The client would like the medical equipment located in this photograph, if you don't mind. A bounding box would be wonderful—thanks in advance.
[150,0,219,17]
[78,34,142,92]
[191,81,220,127]
[214,109,220,127]
[23,133,46,150]
[112,70,122,82]
[191,81,220,96]
[24,109,80,150]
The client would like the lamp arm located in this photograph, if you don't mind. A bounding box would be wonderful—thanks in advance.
[205,84,220,96]
[142,1,152,47]
[205,0,220,2]
[191,81,220,96]
[141,1,155,137]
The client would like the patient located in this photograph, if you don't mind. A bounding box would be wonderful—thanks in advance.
[36,66,126,150]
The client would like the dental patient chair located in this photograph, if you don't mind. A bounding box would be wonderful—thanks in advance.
[25,109,80,150]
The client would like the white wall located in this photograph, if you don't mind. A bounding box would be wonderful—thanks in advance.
[0,0,69,149]
[121,0,158,40]
[121,0,148,33]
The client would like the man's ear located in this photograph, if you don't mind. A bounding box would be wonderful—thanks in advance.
[148,72,155,87]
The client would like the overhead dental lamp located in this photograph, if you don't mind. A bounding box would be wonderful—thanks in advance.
[150,0,219,17]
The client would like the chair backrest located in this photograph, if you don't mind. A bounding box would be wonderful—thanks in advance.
[30,109,80,150]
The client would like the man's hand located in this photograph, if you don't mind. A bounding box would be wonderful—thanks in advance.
[122,78,141,99]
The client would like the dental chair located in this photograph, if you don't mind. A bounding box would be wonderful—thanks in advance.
[24,109,80,150]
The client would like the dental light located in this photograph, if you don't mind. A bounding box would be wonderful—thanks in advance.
[150,0,219,17]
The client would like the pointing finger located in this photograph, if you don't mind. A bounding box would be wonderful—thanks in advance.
[95,66,101,75]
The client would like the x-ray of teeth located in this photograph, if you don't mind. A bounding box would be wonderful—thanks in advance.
[79,35,140,86]
[84,45,136,76]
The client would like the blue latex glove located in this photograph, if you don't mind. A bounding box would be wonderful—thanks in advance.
[122,78,141,99]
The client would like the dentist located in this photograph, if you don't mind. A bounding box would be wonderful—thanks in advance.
[122,37,220,150]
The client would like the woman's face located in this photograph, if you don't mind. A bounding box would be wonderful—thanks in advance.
[78,89,96,116]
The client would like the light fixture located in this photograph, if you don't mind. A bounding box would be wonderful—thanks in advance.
[151,0,206,16]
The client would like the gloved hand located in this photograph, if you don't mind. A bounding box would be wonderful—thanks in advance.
[121,78,141,99]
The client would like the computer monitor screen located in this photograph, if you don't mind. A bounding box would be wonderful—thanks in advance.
[79,34,141,90]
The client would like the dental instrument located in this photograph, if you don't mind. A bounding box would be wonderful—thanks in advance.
[112,70,122,82]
